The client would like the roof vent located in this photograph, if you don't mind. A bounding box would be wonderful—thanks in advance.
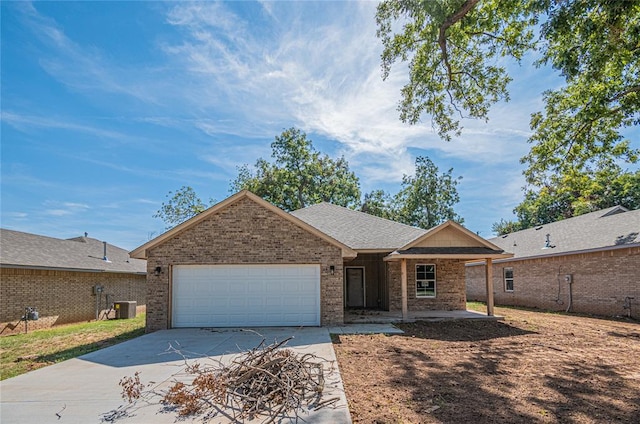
[103,241,112,263]
[542,233,555,249]
[601,206,628,217]
[535,226,543,230]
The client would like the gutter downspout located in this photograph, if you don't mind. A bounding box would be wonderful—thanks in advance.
[565,275,573,313]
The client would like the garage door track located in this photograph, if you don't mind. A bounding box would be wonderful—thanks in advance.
[0,327,351,423]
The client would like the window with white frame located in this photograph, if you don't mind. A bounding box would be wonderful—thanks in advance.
[504,267,514,292]
[416,264,436,297]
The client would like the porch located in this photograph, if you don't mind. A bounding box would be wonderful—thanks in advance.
[344,308,503,324]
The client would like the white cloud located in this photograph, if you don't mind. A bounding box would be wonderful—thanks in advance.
[14,2,164,105]
[1,112,131,140]
[45,209,73,216]
[42,201,91,217]
[134,198,159,205]
[161,1,537,183]
[4,212,28,219]
[14,0,540,185]
[63,202,90,209]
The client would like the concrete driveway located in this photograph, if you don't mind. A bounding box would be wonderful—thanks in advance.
[0,327,351,424]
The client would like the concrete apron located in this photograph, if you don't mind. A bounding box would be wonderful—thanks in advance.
[0,327,351,424]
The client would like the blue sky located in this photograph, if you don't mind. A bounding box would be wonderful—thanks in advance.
[2,1,637,251]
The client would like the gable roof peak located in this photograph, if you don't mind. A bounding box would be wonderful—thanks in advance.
[400,220,505,251]
[130,190,356,259]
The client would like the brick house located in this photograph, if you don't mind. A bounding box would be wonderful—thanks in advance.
[466,206,640,319]
[0,229,146,335]
[131,191,510,332]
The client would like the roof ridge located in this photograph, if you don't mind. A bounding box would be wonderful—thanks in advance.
[294,202,428,232]
[1,228,71,243]
[2,228,111,245]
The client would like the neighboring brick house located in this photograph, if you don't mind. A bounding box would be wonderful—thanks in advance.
[131,191,510,332]
[466,206,640,319]
[0,229,146,335]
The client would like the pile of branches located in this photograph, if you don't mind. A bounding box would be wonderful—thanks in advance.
[119,336,338,423]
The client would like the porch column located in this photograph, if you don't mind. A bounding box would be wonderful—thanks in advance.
[485,258,494,316]
[401,258,408,321]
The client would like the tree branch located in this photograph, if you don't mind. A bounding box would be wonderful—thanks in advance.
[562,105,624,164]
[438,0,480,86]
[607,85,640,103]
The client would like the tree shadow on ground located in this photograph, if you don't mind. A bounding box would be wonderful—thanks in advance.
[35,328,145,364]
[385,317,640,423]
[391,343,640,423]
[607,330,640,340]
[530,362,640,422]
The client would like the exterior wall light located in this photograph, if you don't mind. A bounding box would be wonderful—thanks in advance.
[329,265,335,275]
[154,266,162,276]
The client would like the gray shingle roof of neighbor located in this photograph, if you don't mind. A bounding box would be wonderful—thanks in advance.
[0,229,146,274]
[487,206,640,260]
[290,202,428,250]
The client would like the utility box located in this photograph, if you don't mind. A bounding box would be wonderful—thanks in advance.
[114,301,137,319]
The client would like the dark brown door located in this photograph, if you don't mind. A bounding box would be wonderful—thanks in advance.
[346,268,365,308]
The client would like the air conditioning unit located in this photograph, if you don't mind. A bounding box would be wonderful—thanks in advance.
[114,301,137,319]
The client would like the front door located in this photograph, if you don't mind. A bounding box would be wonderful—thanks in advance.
[345,267,365,308]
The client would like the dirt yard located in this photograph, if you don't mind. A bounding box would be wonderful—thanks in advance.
[333,306,640,423]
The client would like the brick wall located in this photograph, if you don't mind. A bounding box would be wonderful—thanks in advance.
[145,196,344,332]
[388,259,467,312]
[466,246,640,319]
[0,268,146,336]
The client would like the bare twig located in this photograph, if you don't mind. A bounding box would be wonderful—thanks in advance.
[116,337,335,423]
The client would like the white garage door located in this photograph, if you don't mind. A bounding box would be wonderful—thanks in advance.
[172,264,321,327]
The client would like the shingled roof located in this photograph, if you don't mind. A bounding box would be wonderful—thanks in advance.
[487,206,640,260]
[290,202,427,250]
[0,229,146,274]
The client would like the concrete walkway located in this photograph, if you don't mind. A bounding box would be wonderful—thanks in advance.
[328,323,404,335]
[344,309,503,324]
[0,327,351,424]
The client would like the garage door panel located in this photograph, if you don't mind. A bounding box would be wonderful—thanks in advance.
[172,264,320,327]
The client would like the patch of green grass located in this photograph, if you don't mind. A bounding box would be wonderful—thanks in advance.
[466,301,487,312]
[467,302,637,323]
[0,313,145,380]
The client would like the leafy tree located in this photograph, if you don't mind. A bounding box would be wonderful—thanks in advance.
[231,127,361,211]
[376,0,639,181]
[154,186,213,229]
[523,0,640,184]
[361,189,396,220]
[395,156,463,229]
[362,157,463,229]
[491,218,524,236]
[492,165,640,235]
[155,134,464,231]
